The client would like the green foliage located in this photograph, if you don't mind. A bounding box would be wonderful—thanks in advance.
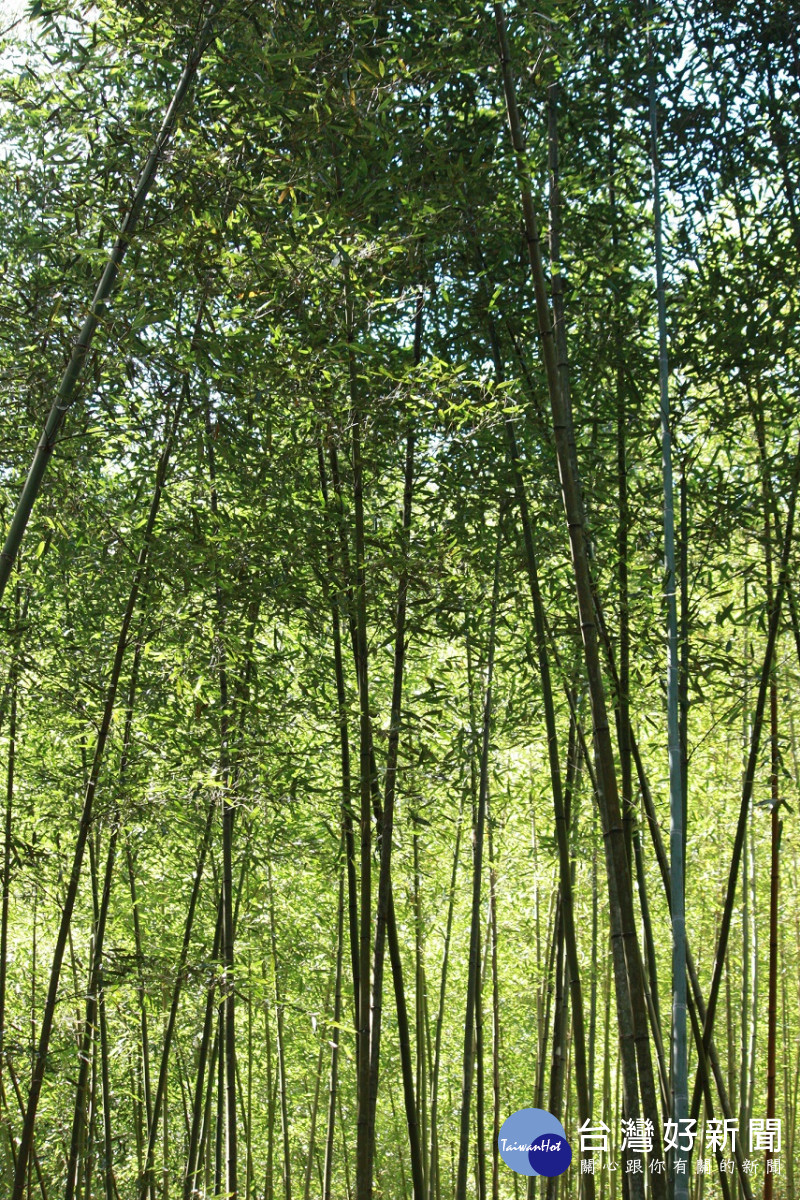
[0,0,798,1197]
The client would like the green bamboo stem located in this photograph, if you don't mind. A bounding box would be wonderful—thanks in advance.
[0,6,219,603]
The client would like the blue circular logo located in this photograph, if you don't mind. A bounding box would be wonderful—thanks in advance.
[498,1108,572,1177]
[528,1132,573,1176]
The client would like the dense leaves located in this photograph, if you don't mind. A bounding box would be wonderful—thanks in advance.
[0,1,798,1198]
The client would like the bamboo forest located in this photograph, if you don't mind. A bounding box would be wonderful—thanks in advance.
[0,0,798,1197]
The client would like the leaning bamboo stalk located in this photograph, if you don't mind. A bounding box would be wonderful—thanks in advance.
[546,912,566,1198]
[0,1075,18,1183]
[85,947,99,1197]
[0,6,220,603]
[214,1003,225,1196]
[603,59,636,874]
[536,894,559,1116]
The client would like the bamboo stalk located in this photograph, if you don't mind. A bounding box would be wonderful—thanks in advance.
[0,6,220,602]
[11,393,185,1200]
[492,17,662,1196]
[455,519,501,1200]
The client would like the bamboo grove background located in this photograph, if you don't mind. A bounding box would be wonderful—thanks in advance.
[0,0,799,1198]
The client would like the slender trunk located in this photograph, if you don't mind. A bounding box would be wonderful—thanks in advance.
[126,837,154,1195]
[746,818,758,1127]
[679,469,689,867]
[493,17,660,1194]
[323,864,345,1200]
[67,636,143,1200]
[630,729,754,1200]
[429,764,467,1200]
[267,857,292,1200]
[215,1003,225,1198]
[337,1088,352,1200]
[98,973,114,1200]
[648,33,688,1192]
[12,396,184,1200]
[475,924,486,1200]
[389,1076,410,1200]
[724,961,735,1121]
[536,893,559,1115]
[601,949,612,1200]
[317,445,360,1030]
[348,265,375,1200]
[739,581,752,1137]
[386,887,425,1200]
[632,828,668,1109]
[413,831,430,1199]
[175,1037,193,1151]
[346,283,423,1200]
[303,968,334,1200]
[203,393,238,1200]
[5,1059,48,1200]
[0,9,218,601]
[606,58,635,875]
[366,417,415,1180]
[455,521,501,1200]
[0,643,18,1092]
[184,903,223,1200]
[138,794,216,1199]
[487,804,501,1200]
[547,913,566,1199]
[263,971,276,1200]
[490,322,595,1193]
[586,551,751,1200]
[690,440,800,1119]
[589,805,598,1115]
[749,383,784,1200]
[161,989,169,1200]
[65,829,117,1200]
[85,1018,98,1200]
[764,661,781,1200]
[246,924,253,1200]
